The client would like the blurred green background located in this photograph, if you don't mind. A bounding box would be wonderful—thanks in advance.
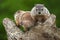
[0,0,60,40]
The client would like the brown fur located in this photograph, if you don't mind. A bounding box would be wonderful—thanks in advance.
[14,11,35,31]
[35,15,48,23]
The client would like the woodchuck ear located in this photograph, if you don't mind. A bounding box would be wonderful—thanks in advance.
[17,10,21,13]
[16,10,23,13]
[15,10,25,14]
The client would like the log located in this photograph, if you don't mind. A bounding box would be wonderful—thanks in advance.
[3,14,60,40]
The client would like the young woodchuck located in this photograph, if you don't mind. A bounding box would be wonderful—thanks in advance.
[14,10,35,31]
[31,4,50,24]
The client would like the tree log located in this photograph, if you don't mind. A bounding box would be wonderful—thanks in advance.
[3,14,60,40]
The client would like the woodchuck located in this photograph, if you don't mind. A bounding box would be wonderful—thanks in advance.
[14,10,35,31]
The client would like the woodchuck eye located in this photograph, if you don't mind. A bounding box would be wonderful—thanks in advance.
[17,10,20,13]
